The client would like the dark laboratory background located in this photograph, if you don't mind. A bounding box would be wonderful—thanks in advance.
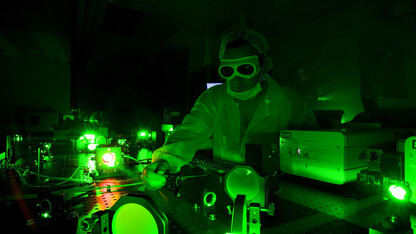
[1,0,416,234]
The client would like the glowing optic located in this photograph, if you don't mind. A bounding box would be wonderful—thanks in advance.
[102,153,116,167]
[41,212,50,218]
[88,144,98,151]
[389,185,406,200]
[84,134,96,143]
[112,203,158,234]
[138,130,155,142]
[203,192,217,207]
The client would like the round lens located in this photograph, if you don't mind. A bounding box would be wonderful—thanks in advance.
[102,153,115,165]
[220,66,234,77]
[237,64,255,75]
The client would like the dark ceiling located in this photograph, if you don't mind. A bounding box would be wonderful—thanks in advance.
[0,0,363,114]
[0,0,360,71]
[2,0,416,129]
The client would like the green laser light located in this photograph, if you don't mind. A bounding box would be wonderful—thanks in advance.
[88,144,98,151]
[389,185,407,200]
[102,153,116,167]
[84,134,96,143]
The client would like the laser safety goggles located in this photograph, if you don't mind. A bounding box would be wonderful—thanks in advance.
[218,55,261,80]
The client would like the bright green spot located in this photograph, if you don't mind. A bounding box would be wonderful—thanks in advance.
[317,96,330,101]
[102,153,115,167]
[161,124,174,132]
[389,185,406,200]
[341,114,356,124]
[84,134,96,143]
[138,130,152,141]
[41,212,50,218]
[14,135,23,142]
[112,203,158,234]
[88,144,98,151]
[203,192,217,207]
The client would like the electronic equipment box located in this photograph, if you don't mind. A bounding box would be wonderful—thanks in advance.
[280,130,394,184]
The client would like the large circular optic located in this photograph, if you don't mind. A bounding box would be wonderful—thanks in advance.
[225,167,260,202]
[112,203,159,234]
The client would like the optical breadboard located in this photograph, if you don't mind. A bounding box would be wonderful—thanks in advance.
[280,130,394,185]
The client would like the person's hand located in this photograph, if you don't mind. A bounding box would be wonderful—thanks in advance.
[141,160,171,190]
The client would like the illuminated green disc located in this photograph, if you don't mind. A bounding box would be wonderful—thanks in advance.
[389,185,406,200]
[88,144,97,151]
[112,203,158,234]
[225,167,260,202]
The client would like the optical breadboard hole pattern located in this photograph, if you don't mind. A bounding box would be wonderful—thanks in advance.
[261,198,320,233]
[279,178,387,229]
[149,190,230,234]
[80,180,128,216]
[305,219,368,234]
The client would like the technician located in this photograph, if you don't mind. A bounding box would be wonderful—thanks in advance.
[142,28,319,190]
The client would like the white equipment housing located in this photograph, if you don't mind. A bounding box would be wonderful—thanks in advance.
[280,130,394,185]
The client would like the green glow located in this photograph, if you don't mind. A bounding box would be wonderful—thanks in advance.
[102,153,116,167]
[112,203,158,234]
[138,130,154,142]
[341,114,356,124]
[88,144,98,151]
[341,116,348,124]
[14,135,23,142]
[317,96,330,101]
[161,124,174,132]
[84,134,96,143]
[389,185,406,200]
[41,212,50,218]
[225,167,260,202]
[203,192,217,207]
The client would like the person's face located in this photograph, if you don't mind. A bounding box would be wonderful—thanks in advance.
[221,44,261,92]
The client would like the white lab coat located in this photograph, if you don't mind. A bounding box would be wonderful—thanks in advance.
[152,75,319,173]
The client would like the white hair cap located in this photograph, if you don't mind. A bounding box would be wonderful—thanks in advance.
[219,28,273,71]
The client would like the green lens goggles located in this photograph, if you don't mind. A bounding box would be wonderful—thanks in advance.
[218,55,260,80]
